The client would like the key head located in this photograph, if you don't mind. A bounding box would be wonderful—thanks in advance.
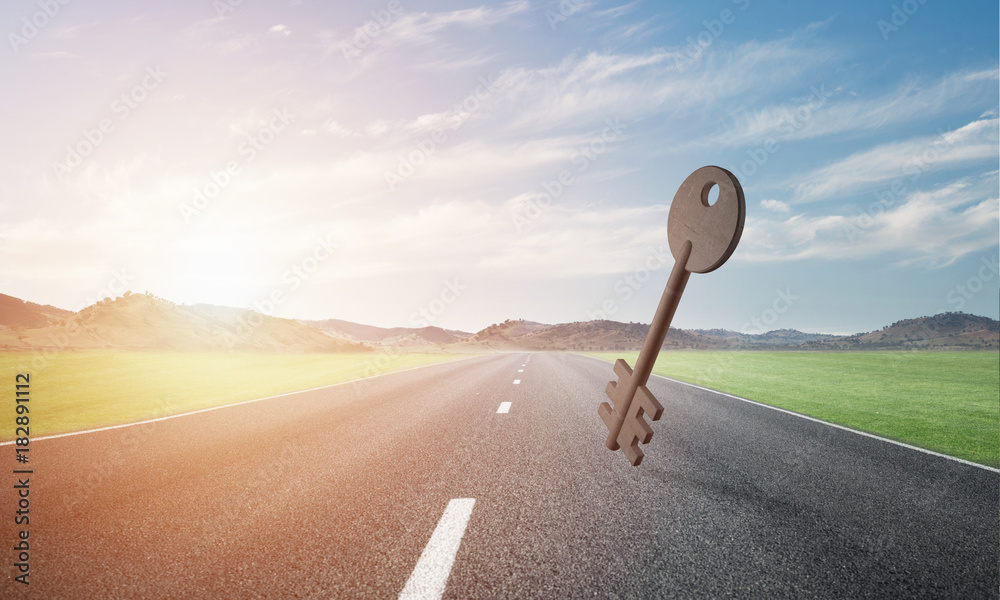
[667,166,746,274]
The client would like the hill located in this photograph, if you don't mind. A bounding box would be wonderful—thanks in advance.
[458,313,998,351]
[0,292,367,353]
[0,293,73,329]
[815,312,1000,350]
[303,318,470,347]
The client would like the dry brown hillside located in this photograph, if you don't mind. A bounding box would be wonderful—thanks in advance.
[825,312,1000,350]
[0,293,73,329]
[0,292,367,352]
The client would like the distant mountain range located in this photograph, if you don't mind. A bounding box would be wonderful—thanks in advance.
[0,291,996,352]
[455,313,999,351]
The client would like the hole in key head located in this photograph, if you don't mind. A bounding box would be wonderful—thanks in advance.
[702,182,720,207]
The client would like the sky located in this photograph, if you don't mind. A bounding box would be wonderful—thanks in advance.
[1,0,998,334]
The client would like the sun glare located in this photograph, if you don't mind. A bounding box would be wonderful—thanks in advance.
[164,239,261,308]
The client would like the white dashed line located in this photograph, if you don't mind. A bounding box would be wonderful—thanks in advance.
[513,379,521,384]
[497,402,511,414]
[398,498,476,600]
[518,369,523,372]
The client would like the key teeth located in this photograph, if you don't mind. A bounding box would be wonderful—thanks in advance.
[622,439,644,466]
[598,402,615,429]
[605,380,617,402]
[631,410,655,444]
[600,402,621,450]
[635,385,664,421]
[601,359,661,466]
[618,385,664,457]
[612,358,633,380]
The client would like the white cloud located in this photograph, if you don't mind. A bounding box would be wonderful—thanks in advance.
[364,120,390,137]
[715,68,1000,148]
[787,118,999,204]
[388,0,530,43]
[594,1,642,19]
[761,199,790,213]
[181,18,261,54]
[320,198,672,279]
[483,202,670,277]
[330,1,529,67]
[487,49,677,132]
[739,172,999,268]
[183,17,300,54]
[321,119,357,138]
[488,35,830,137]
[52,21,100,38]
[603,17,661,43]
[34,51,79,59]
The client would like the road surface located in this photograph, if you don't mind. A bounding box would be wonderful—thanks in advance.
[3,353,997,599]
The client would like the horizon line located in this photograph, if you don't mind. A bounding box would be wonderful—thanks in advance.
[2,289,996,339]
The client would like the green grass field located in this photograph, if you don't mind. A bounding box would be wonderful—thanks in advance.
[4,349,997,467]
[0,350,471,441]
[590,350,999,467]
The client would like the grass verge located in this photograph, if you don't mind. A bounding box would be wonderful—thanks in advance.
[0,350,474,441]
[589,350,999,467]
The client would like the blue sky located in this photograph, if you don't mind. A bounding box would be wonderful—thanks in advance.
[1,0,997,334]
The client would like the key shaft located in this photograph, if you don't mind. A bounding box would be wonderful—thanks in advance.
[604,239,692,451]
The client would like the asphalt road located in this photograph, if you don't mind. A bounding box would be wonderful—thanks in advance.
[3,352,998,599]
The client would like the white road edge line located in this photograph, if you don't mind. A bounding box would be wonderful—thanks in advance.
[576,354,999,474]
[398,498,476,600]
[497,402,512,414]
[513,379,521,384]
[0,354,486,447]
